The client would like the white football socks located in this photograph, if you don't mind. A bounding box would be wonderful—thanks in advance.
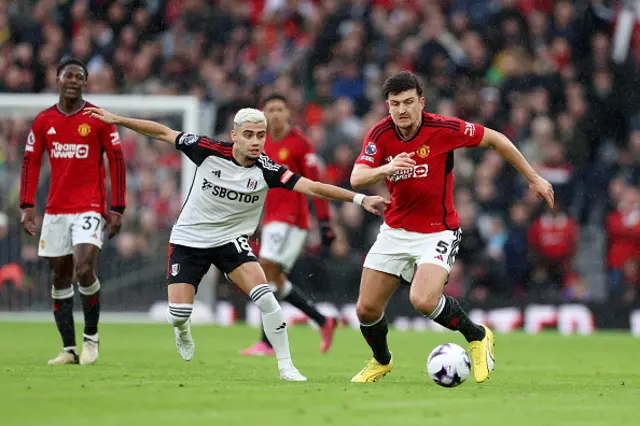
[249,284,292,369]
[167,303,192,332]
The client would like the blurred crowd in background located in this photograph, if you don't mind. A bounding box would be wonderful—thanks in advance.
[1,0,639,310]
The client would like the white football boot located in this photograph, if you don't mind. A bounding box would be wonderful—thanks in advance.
[174,320,195,361]
[279,361,307,381]
[80,336,99,365]
[48,349,79,365]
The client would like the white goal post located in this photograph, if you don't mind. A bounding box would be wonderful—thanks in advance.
[0,94,218,315]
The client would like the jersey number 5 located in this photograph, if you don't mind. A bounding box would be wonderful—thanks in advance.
[435,241,449,254]
[233,236,254,255]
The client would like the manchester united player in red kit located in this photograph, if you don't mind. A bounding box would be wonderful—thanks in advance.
[20,58,126,365]
[350,71,554,383]
[241,94,338,356]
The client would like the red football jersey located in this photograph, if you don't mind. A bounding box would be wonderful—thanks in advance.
[355,112,485,233]
[20,102,126,217]
[263,127,330,229]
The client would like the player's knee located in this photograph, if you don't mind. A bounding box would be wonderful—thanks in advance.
[74,261,94,283]
[410,291,441,316]
[51,268,72,289]
[356,301,384,324]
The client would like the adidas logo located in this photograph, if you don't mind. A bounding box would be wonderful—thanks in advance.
[47,127,56,135]
[275,322,287,331]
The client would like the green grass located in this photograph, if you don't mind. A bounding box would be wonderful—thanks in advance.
[0,323,638,426]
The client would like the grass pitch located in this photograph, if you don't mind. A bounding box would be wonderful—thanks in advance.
[0,322,638,426]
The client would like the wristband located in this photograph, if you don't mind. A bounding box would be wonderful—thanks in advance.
[353,194,366,206]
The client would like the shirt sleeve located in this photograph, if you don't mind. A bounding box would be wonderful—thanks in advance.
[175,132,230,166]
[258,155,301,190]
[19,117,46,209]
[354,126,385,167]
[100,123,127,214]
[437,117,485,150]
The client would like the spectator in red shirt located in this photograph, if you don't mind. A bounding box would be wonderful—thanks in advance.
[528,203,579,293]
[606,185,640,297]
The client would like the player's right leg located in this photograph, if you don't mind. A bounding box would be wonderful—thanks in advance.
[39,213,78,365]
[164,244,213,362]
[229,262,306,381]
[351,225,409,382]
[47,256,78,364]
[351,268,400,383]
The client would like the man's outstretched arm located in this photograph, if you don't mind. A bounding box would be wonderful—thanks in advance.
[85,107,180,144]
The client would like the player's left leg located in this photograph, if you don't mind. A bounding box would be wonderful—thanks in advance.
[167,282,197,362]
[242,261,336,355]
[229,262,306,381]
[73,243,101,365]
[71,212,106,365]
[411,229,494,383]
[243,222,336,355]
[273,271,337,354]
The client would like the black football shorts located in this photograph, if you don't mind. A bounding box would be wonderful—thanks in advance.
[166,236,257,290]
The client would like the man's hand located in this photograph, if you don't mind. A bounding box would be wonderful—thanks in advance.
[319,219,335,248]
[529,174,555,208]
[84,107,120,124]
[383,152,416,176]
[106,212,122,239]
[21,209,36,236]
[362,196,391,215]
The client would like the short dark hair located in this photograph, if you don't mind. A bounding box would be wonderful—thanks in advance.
[382,71,423,99]
[263,93,288,106]
[56,57,88,78]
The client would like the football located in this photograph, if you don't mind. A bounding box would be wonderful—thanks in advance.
[427,343,471,387]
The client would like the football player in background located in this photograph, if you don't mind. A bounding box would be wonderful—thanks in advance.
[20,57,127,365]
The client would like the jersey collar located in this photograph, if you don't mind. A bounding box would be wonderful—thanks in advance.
[55,101,87,117]
[394,113,423,143]
[231,153,256,168]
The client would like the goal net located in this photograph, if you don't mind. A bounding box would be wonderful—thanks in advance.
[0,94,218,321]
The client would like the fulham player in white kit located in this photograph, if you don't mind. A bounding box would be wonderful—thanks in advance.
[85,106,389,381]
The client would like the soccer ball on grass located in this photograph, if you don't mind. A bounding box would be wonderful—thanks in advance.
[426,343,471,387]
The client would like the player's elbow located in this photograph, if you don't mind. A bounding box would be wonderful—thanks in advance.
[350,173,365,191]
[160,130,177,144]
[483,129,511,150]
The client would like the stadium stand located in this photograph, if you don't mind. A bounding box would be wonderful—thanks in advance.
[0,0,638,311]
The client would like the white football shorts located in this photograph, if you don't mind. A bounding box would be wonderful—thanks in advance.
[363,223,462,283]
[38,211,106,257]
[259,222,308,273]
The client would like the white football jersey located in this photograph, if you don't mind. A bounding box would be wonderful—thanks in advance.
[170,133,301,248]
